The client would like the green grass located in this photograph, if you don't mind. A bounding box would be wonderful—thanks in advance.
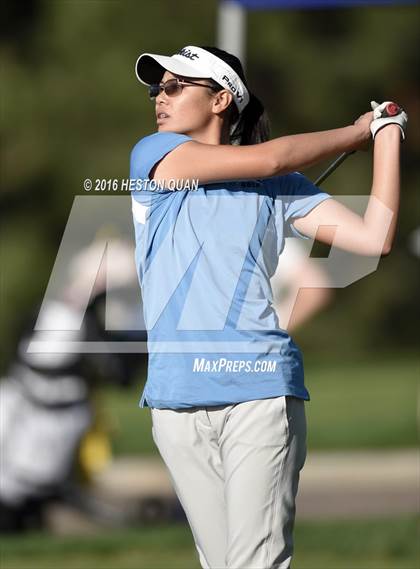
[102,355,418,455]
[0,517,418,569]
[304,356,419,450]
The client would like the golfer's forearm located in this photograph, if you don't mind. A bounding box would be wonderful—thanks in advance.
[268,124,368,175]
[364,126,401,255]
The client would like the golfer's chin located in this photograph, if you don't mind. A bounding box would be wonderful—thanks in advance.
[157,120,172,131]
[157,121,184,134]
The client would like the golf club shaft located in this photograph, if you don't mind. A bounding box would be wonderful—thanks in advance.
[314,150,356,186]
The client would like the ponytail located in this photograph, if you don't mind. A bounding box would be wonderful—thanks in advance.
[230,92,270,145]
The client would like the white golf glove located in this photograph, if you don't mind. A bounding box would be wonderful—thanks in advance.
[370,100,407,141]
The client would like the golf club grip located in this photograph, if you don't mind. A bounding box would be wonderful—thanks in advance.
[384,103,402,117]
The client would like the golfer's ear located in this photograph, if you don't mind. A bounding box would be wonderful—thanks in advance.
[213,90,233,113]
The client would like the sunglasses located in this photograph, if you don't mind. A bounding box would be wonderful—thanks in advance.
[148,78,220,99]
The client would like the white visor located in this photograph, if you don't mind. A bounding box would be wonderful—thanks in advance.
[135,45,250,114]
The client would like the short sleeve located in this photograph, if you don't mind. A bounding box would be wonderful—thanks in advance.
[270,172,332,239]
[130,131,193,182]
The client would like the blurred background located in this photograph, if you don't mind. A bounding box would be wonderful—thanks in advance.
[1,1,419,568]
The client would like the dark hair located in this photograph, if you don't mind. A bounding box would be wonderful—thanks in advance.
[199,46,270,146]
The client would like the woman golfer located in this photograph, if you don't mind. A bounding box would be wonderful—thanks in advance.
[130,45,406,568]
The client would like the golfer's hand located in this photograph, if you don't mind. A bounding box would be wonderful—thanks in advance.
[353,111,374,150]
[370,101,407,141]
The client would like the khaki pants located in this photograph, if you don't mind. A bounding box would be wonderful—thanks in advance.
[151,395,307,568]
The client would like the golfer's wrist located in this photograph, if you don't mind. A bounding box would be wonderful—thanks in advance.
[353,122,371,146]
[374,123,402,143]
[342,124,369,153]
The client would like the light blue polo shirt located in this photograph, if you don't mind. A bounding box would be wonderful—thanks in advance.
[130,131,331,409]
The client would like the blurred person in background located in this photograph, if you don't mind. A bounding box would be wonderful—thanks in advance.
[0,239,145,532]
[130,44,405,568]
